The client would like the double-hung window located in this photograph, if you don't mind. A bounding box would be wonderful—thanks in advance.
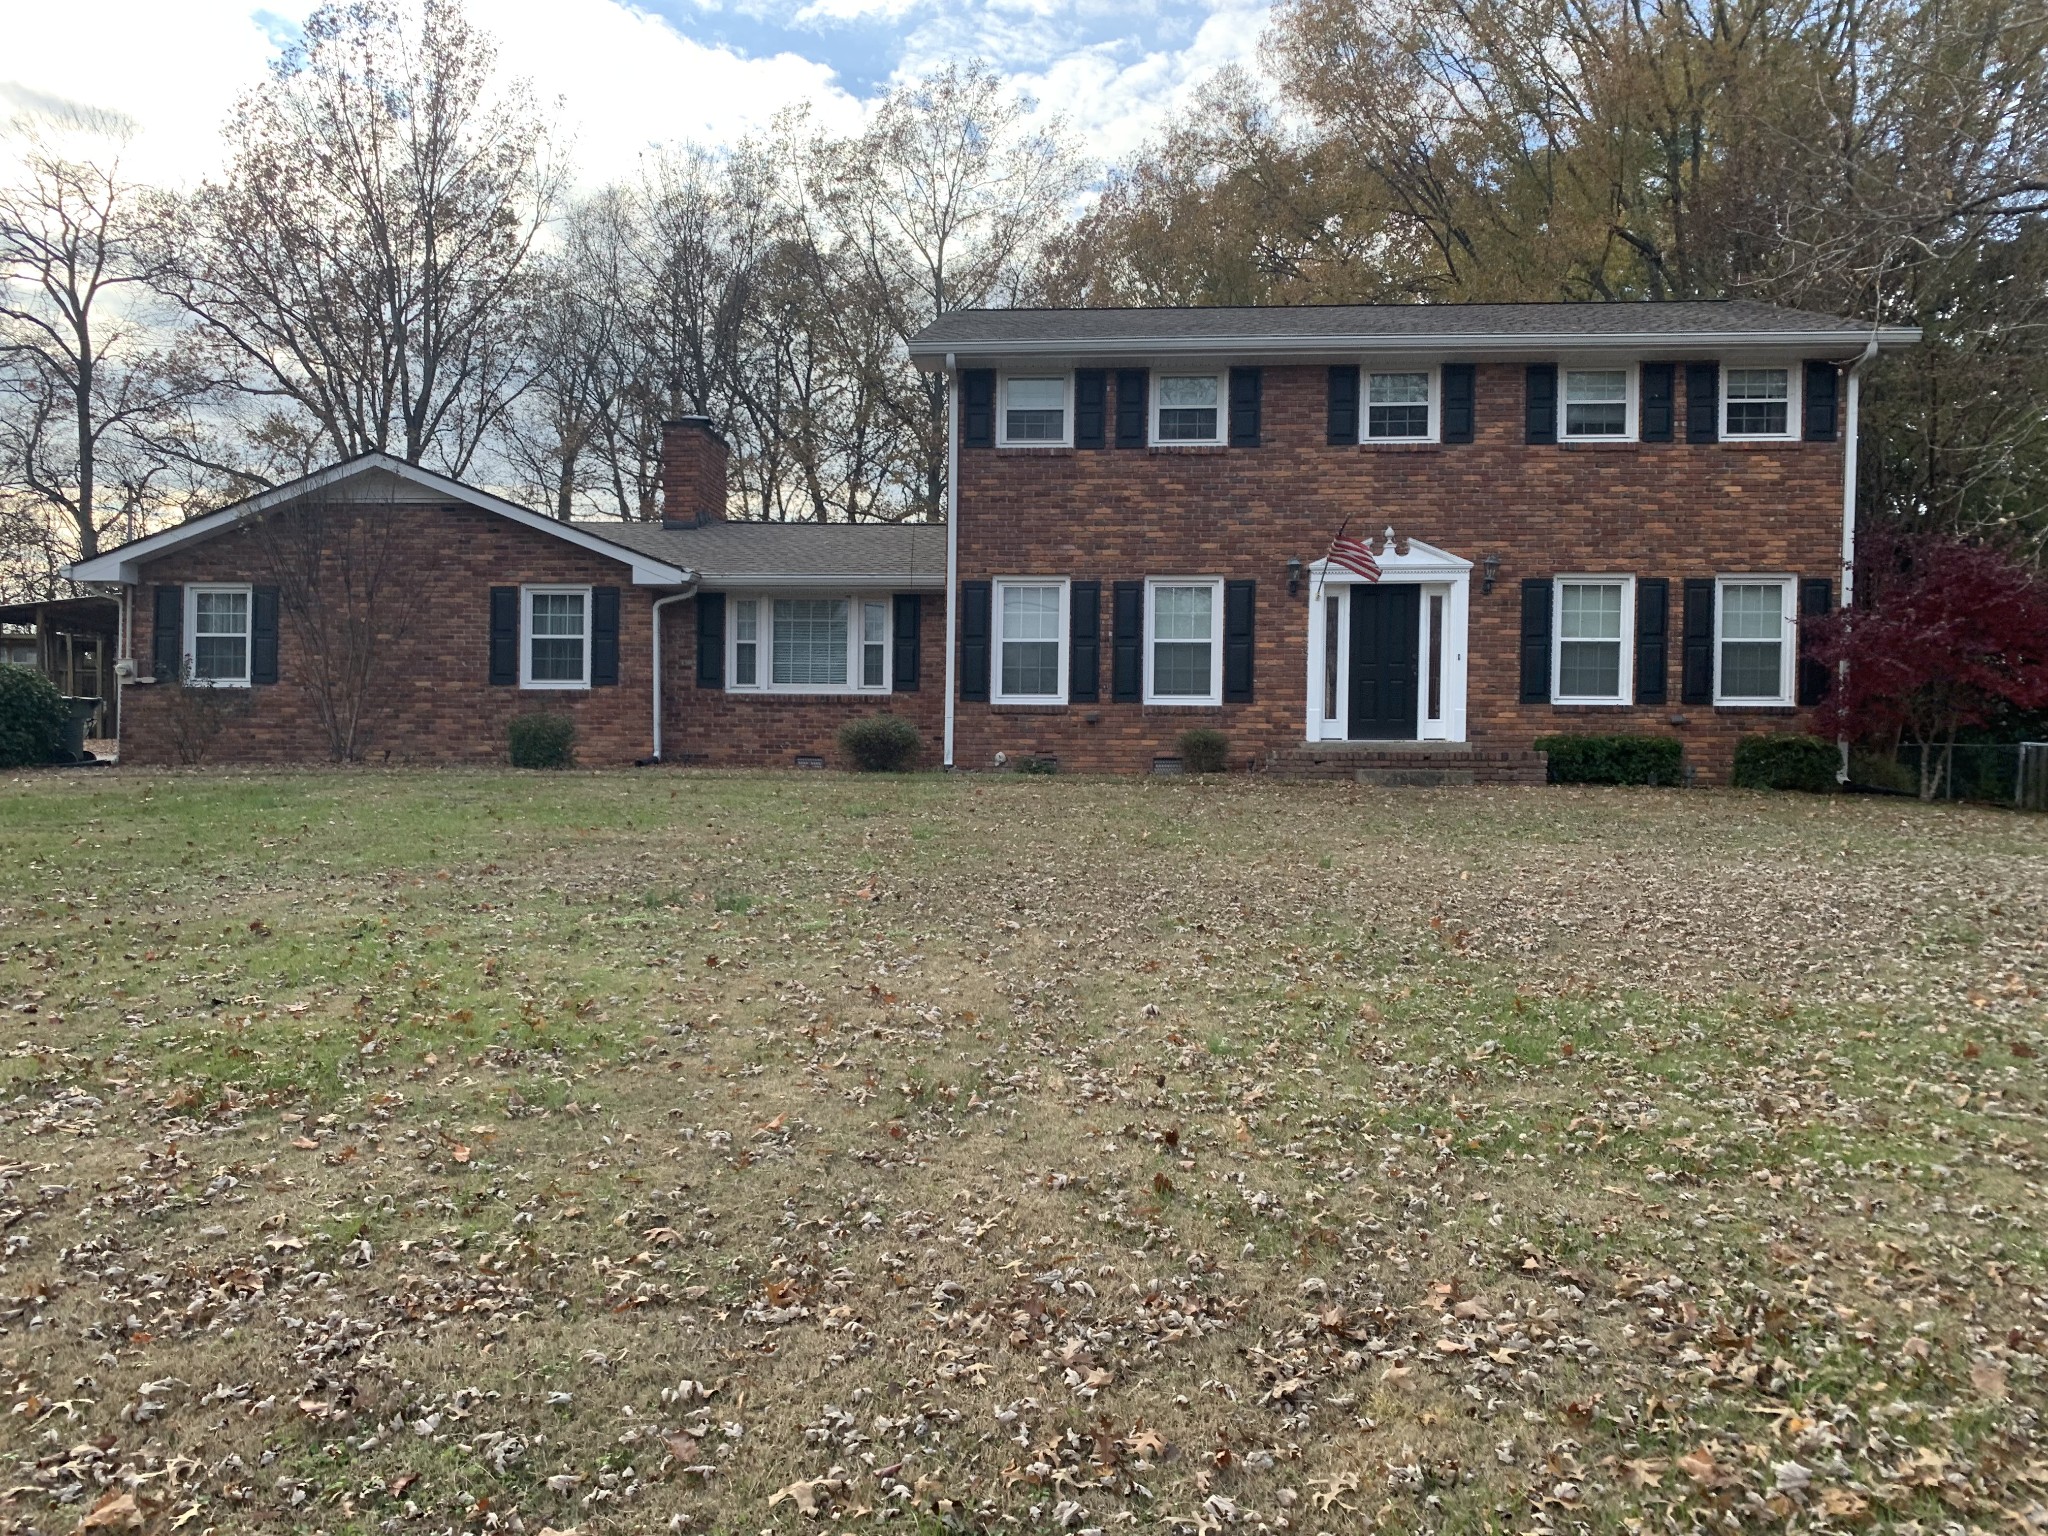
[1153,374,1223,444]
[1723,367,1793,438]
[1001,376,1068,444]
[993,579,1067,704]
[727,595,894,693]
[1562,368,1633,440]
[1715,577,1794,704]
[187,584,251,686]
[523,586,590,687]
[1145,578,1222,706]
[1366,370,1433,440]
[1551,577,1633,704]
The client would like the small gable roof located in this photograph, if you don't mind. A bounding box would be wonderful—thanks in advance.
[66,453,689,587]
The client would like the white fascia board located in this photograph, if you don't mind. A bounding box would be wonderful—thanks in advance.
[909,327,1924,367]
[702,574,946,591]
[67,454,690,587]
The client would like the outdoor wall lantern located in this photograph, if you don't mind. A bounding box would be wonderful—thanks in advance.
[1482,554,1501,595]
[1287,558,1303,596]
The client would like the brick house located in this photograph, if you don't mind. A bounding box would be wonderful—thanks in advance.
[70,300,1917,779]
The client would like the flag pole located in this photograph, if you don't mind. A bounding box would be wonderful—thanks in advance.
[1315,512,1355,606]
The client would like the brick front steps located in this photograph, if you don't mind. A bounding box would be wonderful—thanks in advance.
[1267,742,1549,787]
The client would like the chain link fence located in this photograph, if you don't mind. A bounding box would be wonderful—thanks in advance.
[1885,742,2048,808]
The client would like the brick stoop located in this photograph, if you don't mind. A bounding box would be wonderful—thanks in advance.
[1267,742,1549,787]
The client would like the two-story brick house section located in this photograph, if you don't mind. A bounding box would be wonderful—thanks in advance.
[908,301,1919,782]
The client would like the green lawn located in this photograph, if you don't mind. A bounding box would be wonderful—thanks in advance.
[2,768,2043,1534]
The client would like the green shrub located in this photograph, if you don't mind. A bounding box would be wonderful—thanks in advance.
[1847,747,1917,794]
[837,713,921,772]
[508,712,576,769]
[1179,728,1228,773]
[1014,754,1058,775]
[0,663,65,769]
[1534,733,1683,786]
[1732,733,1838,793]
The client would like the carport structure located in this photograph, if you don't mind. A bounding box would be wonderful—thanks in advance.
[0,595,122,740]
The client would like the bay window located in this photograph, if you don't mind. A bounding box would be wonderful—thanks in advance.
[994,579,1067,704]
[1145,578,1222,705]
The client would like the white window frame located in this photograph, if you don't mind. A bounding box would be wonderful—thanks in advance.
[184,582,252,688]
[1720,363,1801,442]
[1550,575,1635,706]
[1713,575,1797,707]
[992,577,1069,706]
[521,584,592,690]
[1362,365,1439,444]
[1143,576,1224,707]
[723,593,893,696]
[997,372,1073,448]
[1149,371,1228,447]
[1558,363,1638,442]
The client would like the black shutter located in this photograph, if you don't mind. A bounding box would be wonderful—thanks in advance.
[1326,365,1360,445]
[1069,581,1101,703]
[1797,577,1833,705]
[250,585,280,685]
[962,369,995,448]
[1441,363,1475,443]
[151,584,182,682]
[892,594,921,691]
[1524,365,1557,445]
[1685,362,1719,443]
[1680,578,1714,704]
[1074,369,1107,449]
[1519,578,1552,703]
[1641,363,1675,443]
[1634,578,1668,704]
[1803,361,1839,442]
[695,591,724,688]
[1111,581,1143,701]
[589,586,620,686]
[1114,370,1148,448]
[1223,579,1256,702]
[1229,368,1263,447]
[488,586,518,686]
[959,580,991,701]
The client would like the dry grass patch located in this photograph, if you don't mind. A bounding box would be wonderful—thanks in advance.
[1,769,2044,1535]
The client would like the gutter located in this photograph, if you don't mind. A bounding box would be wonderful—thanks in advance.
[1835,327,1883,783]
[646,582,698,764]
[942,352,959,770]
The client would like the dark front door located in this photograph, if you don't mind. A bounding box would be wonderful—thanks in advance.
[1348,583,1419,739]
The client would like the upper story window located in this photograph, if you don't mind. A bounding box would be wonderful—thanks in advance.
[728,594,893,694]
[187,584,251,687]
[1724,367,1794,439]
[523,585,589,688]
[1716,577,1795,704]
[1145,578,1222,705]
[1562,367,1633,440]
[1366,370,1433,440]
[1552,577,1633,704]
[1001,375,1068,445]
[994,579,1068,704]
[1153,374,1224,444]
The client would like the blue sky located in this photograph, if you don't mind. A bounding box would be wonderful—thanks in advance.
[6,0,1273,189]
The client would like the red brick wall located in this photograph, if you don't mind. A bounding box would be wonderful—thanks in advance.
[954,362,1843,782]
[661,419,729,524]
[123,503,661,767]
[661,593,948,767]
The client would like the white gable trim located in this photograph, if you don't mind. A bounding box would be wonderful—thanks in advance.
[66,454,690,587]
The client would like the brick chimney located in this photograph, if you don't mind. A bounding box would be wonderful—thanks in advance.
[660,416,729,527]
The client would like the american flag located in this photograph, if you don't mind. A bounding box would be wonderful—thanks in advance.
[1326,533,1380,582]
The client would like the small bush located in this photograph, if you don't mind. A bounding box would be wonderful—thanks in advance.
[838,713,921,772]
[1732,733,1838,793]
[1535,733,1683,786]
[1014,754,1058,775]
[0,663,65,769]
[1847,747,1917,794]
[1179,728,1228,773]
[508,712,576,769]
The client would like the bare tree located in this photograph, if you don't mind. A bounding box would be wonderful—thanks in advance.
[150,0,560,478]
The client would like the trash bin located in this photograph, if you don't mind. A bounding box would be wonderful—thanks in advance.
[58,697,100,763]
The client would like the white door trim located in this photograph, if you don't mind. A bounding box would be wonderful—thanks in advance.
[1304,532,1472,744]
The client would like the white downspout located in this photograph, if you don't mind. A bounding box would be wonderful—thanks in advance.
[942,352,959,769]
[649,584,696,763]
[1835,330,1880,782]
